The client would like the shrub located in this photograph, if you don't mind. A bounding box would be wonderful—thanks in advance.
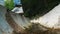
[22,0,59,19]
[5,0,14,10]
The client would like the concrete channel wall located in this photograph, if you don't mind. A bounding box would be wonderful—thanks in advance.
[0,5,13,34]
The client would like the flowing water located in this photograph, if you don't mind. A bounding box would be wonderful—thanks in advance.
[0,0,30,34]
[31,4,60,29]
[10,13,30,29]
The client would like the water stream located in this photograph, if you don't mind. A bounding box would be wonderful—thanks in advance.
[31,4,60,29]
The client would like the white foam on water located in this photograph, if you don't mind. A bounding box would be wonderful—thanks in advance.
[31,4,60,28]
[12,7,24,13]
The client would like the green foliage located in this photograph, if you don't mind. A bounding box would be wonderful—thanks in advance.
[22,0,59,18]
[5,0,14,10]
